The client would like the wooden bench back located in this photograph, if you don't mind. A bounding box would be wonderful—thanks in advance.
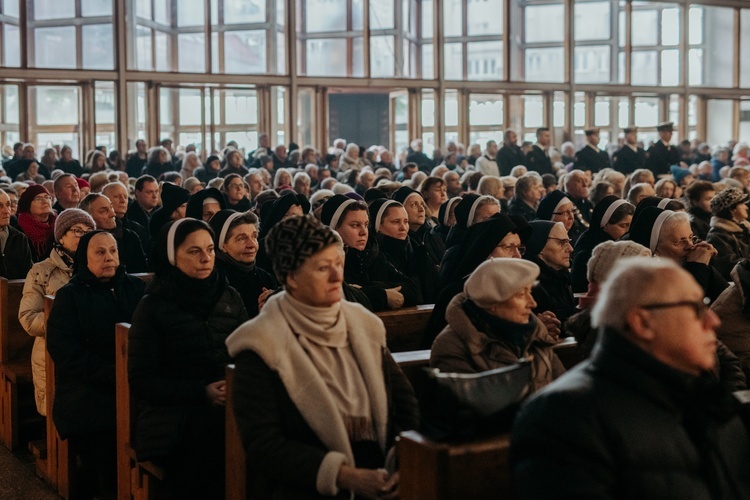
[392,350,430,402]
[0,277,31,363]
[377,304,434,353]
[225,365,247,500]
[552,337,586,370]
[114,322,133,500]
[131,273,154,284]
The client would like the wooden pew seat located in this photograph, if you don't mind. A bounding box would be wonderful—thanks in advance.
[377,304,434,353]
[392,350,430,401]
[553,337,586,370]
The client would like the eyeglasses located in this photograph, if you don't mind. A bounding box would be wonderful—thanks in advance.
[552,209,576,217]
[67,228,91,238]
[640,296,711,319]
[497,243,526,256]
[33,195,52,203]
[547,237,572,248]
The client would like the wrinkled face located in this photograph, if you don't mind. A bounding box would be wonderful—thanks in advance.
[89,196,117,230]
[202,202,221,222]
[539,223,573,270]
[275,146,287,160]
[136,181,160,210]
[698,190,715,214]
[0,192,11,227]
[445,174,461,196]
[7,193,17,216]
[223,223,259,264]
[380,151,393,164]
[56,176,81,207]
[29,191,53,220]
[359,172,375,189]
[489,232,523,259]
[403,194,426,227]
[380,206,409,240]
[225,178,246,203]
[86,232,119,279]
[104,185,128,216]
[286,244,345,308]
[567,175,589,199]
[654,220,693,263]
[551,201,575,231]
[249,175,263,197]
[603,214,632,241]
[175,229,215,279]
[730,202,749,222]
[487,284,537,324]
[59,222,93,254]
[473,202,500,225]
[337,209,369,251]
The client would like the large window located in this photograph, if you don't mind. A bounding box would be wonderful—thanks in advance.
[30,86,81,158]
[511,1,565,83]
[444,0,503,81]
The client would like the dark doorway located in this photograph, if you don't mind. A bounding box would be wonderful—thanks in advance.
[329,93,389,148]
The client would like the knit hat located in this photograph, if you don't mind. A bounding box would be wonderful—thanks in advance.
[537,190,573,221]
[368,198,401,232]
[76,178,90,190]
[670,165,691,185]
[524,220,558,259]
[392,186,423,206]
[160,182,191,214]
[710,187,749,216]
[587,240,651,284]
[464,258,540,308]
[627,206,674,253]
[17,184,49,213]
[54,208,95,242]
[265,214,342,283]
[321,194,358,229]
[185,187,226,220]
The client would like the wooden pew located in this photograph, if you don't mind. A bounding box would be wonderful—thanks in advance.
[0,277,36,450]
[377,304,434,353]
[553,337,586,370]
[225,365,247,500]
[115,322,165,500]
[398,430,512,500]
[392,350,431,401]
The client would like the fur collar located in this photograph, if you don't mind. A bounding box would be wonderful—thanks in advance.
[709,216,750,233]
[226,291,388,464]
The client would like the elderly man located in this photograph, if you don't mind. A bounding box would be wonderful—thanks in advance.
[52,174,81,212]
[102,181,149,250]
[0,188,33,278]
[406,139,433,171]
[475,140,500,177]
[355,169,375,196]
[443,171,462,198]
[574,128,611,174]
[80,193,148,273]
[512,257,750,499]
[375,150,396,173]
[498,131,526,176]
[564,170,593,223]
[126,175,159,250]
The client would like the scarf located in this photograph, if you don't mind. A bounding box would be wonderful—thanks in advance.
[150,267,227,319]
[17,212,56,259]
[217,250,256,274]
[463,298,537,354]
[278,292,376,442]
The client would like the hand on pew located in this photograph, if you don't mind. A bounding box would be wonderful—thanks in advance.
[336,464,399,499]
[206,380,226,406]
[386,286,404,309]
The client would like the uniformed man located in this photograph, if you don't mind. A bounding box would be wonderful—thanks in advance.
[612,126,646,175]
[497,130,525,176]
[526,127,554,175]
[574,128,610,174]
[645,122,681,177]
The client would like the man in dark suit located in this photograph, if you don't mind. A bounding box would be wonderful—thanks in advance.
[613,126,646,175]
[526,127,554,175]
[574,128,611,174]
[645,122,681,176]
[498,129,526,176]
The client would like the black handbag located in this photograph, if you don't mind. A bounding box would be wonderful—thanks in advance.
[420,360,532,441]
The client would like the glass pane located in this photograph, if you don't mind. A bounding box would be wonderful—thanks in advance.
[136,0,150,18]
[276,30,286,75]
[524,96,543,128]
[81,0,112,17]
[95,83,115,124]
[353,0,363,30]
[35,87,79,125]
[371,35,395,77]
[352,37,364,77]
[155,31,169,71]
[226,131,258,154]
[306,39,347,77]
[422,90,435,128]
[525,48,564,83]
[224,91,258,125]
[706,100,733,146]
[226,0,266,24]
[525,5,564,43]
[5,86,18,124]
[740,102,750,144]
[634,98,659,127]
[595,99,610,127]
[688,48,702,86]
[445,91,458,127]
[37,133,79,160]
[136,27,152,70]
[574,94,585,127]
[743,10,750,88]
[225,31,266,73]
[661,49,679,86]
[443,0,462,37]
[468,0,502,36]
[305,0,346,32]
[177,0,205,26]
[688,95,697,127]
[661,8,679,46]
[422,0,433,39]
[669,94,679,128]
[160,90,172,125]
[618,100,629,128]
[575,45,610,83]
[444,42,462,80]
[467,41,503,81]
[469,95,503,126]
[277,0,285,25]
[422,44,434,79]
[4,0,19,18]
[3,25,20,67]
[575,2,610,41]
[34,27,76,69]
[154,0,169,24]
[82,25,114,70]
[689,7,703,45]
[632,10,658,46]
[212,32,219,73]
[370,0,394,30]
[696,7,734,88]
[553,94,565,128]
[178,90,202,126]
[178,34,206,72]
[631,51,657,86]
[34,0,75,20]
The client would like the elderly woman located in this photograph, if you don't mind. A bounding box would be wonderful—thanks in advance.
[706,187,750,280]
[129,219,248,498]
[16,184,56,262]
[508,173,543,221]
[178,151,200,180]
[537,189,588,245]
[226,215,419,499]
[209,210,277,318]
[47,230,145,496]
[19,209,95,416]
[15,161,45,183]
[221,173,252,212]
[219,149,248,178]
[430,258,564,392]
[273,168,293,190]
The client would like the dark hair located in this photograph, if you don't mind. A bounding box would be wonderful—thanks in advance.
[607,202,635,225]
[161,172,182,183]
[418,176,444,194]
[589,181,614,205]
[258,154,272,165]
[541,174,557,189]
[664,199,685,211]
[135,175,157,191]
[536,127,549,135]
[468,172,484,191]
[403,162,418,172]
[225,212,260,240]
[222,173,245,193]
[335,200,368,229]
[685,180,715,203]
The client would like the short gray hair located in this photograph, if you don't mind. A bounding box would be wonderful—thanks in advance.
[656,211,691,250]
[591,257,683,332]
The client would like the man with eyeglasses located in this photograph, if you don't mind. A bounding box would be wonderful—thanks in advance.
[0,188,32,278]
[511,257,750,499]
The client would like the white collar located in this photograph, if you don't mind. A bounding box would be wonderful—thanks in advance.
[626,143,638,152]
[661,140,671,148]
[587,144,600,153]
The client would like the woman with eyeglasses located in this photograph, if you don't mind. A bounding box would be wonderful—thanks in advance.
[706,187,750,280]
[537,190,587,246]
[221,173,252,212]
[16,184,56,262]
[19,208,95,416]
[524,220,577,333]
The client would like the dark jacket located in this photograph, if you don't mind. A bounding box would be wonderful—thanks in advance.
[507,198,537,222]
[497,144,525,176]
[528,256,577,330]
[219,165,249,178]
[525,145,553,175]
[377,234,435,304]
[706,217,750,281]
[574,145,610,173]
[111,220,149,273]
[126,201,153,240]
[56,159,84,177]
[193,166,220,184]
[646,141,681,176]
[125,156,147,179]
[0,226,33,279]
[46,267,145,439]
[121,214,149,254]
[511,329,750,500]
[128,270,248,459]
[612,144,647,175]
[215,253,277,319]
[143,162,174,179]
[570,228,611,293]
[683,261,729,304]
[689,206,712,241]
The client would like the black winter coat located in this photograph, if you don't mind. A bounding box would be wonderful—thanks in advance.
[683,261,729,304]
[193,166,219,184]
[507,198,538,222]
[497,144,525,176]
[215,253,277,319]
[529,256,577,330]
[47,268,145,439]
[706,218,750,281]
[0,226,33,279]
[128,271,249,460]
[570,228,612,293]
[112,221,149,273]
[377,234,434,304]
[511,329,750,500]
[525,146,553,175]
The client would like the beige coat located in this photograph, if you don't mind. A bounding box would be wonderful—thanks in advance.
[18,248,73,415]
[430,293,565,393]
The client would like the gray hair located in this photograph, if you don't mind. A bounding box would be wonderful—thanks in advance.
[477,175,502,197]
[78,192,109,214]
[655,211,692,250]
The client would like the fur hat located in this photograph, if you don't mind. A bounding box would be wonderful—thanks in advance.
[710,187,749,216]
[54,208,95,242]
[464,258,540,308]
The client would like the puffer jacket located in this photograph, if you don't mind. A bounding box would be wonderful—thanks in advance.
[18,248,74,415]
[712,261,750,381]
[706,216,750,280]
[430,293,564,393]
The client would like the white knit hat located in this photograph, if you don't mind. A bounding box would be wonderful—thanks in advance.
[586,240,651,284]
[464,258,540,308]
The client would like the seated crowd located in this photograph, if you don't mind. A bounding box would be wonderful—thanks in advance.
[2,123,750,498]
